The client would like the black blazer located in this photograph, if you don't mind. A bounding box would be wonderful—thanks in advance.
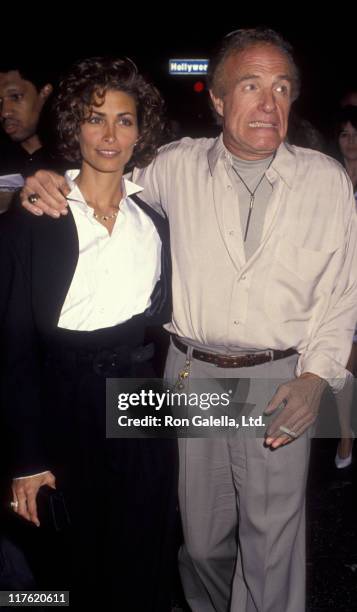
[0,195,171,477]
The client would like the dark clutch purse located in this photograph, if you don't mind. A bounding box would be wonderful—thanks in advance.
[36,486,71,532]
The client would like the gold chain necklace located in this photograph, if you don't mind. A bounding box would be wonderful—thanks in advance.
[92,209,119,222]
[86,200,120,222]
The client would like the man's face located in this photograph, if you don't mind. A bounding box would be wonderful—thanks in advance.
[210,44,294,160]
[0,70,51,146]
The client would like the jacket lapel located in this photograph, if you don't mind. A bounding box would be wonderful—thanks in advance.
[31,209,79,333]
[130,194,172,323]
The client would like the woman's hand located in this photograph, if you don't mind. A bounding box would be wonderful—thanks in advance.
[11,471,56,527]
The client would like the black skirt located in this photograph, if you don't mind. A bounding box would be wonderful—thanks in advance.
[39,317,178,611]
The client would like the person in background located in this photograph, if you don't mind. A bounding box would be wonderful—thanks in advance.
[0,61,67,212]
[336,106,357,196]
[0,61,58,176]
[333,105,357,468]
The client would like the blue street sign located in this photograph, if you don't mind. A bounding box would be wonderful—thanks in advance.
[169,59,209,75]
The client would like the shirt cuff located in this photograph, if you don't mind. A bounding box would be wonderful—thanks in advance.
[13,471,50,480]
[296,351,348,393]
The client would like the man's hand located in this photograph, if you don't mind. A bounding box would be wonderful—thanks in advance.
[11,471,56,527]
[264,373,328,449]
[21,170,69,218]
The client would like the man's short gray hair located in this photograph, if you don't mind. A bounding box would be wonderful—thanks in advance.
[207,27,300,102]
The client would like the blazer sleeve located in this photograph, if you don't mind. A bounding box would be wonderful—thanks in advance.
[0,211,49,478]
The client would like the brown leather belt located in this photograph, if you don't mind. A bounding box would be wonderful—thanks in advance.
[172,335,297,368]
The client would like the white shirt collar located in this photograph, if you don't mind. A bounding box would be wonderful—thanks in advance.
[64,169,144,215]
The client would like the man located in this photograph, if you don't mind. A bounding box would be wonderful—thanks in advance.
[0,62,60,212]
[0,61,64,177]
[18,29,357,611]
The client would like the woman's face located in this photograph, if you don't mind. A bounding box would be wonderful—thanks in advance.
[338,121,357,162]
[78,89,138,174]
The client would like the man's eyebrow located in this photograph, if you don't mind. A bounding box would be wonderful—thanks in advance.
[275,74,293,82]
[236,73,293,84]
[236,74,260,84]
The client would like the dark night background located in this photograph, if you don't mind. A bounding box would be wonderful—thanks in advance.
[1,17,356,142]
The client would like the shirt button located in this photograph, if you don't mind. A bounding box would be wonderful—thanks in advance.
[229,230,234,236]
[241,274,247,280]
[233,320,239,326]
[227,184,232,190]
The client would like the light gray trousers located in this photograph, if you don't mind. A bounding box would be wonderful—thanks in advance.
[165,340,310,612]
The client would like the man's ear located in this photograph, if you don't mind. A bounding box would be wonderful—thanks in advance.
[40,83,53,102]
[209,90,224,117]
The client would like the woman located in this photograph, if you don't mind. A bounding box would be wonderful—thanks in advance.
[0,57,177,610]
[334,105,357,468]
[337,105,357,197]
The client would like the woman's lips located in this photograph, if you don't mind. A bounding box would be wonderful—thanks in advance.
[96,149,120,158]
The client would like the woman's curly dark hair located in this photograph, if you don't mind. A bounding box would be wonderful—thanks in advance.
[54,57,167,170]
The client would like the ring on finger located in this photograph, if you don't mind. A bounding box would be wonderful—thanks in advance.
[10,500,19,510]
[28,193,39,205]
[279,425,298,439]
[276,398,288,411]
